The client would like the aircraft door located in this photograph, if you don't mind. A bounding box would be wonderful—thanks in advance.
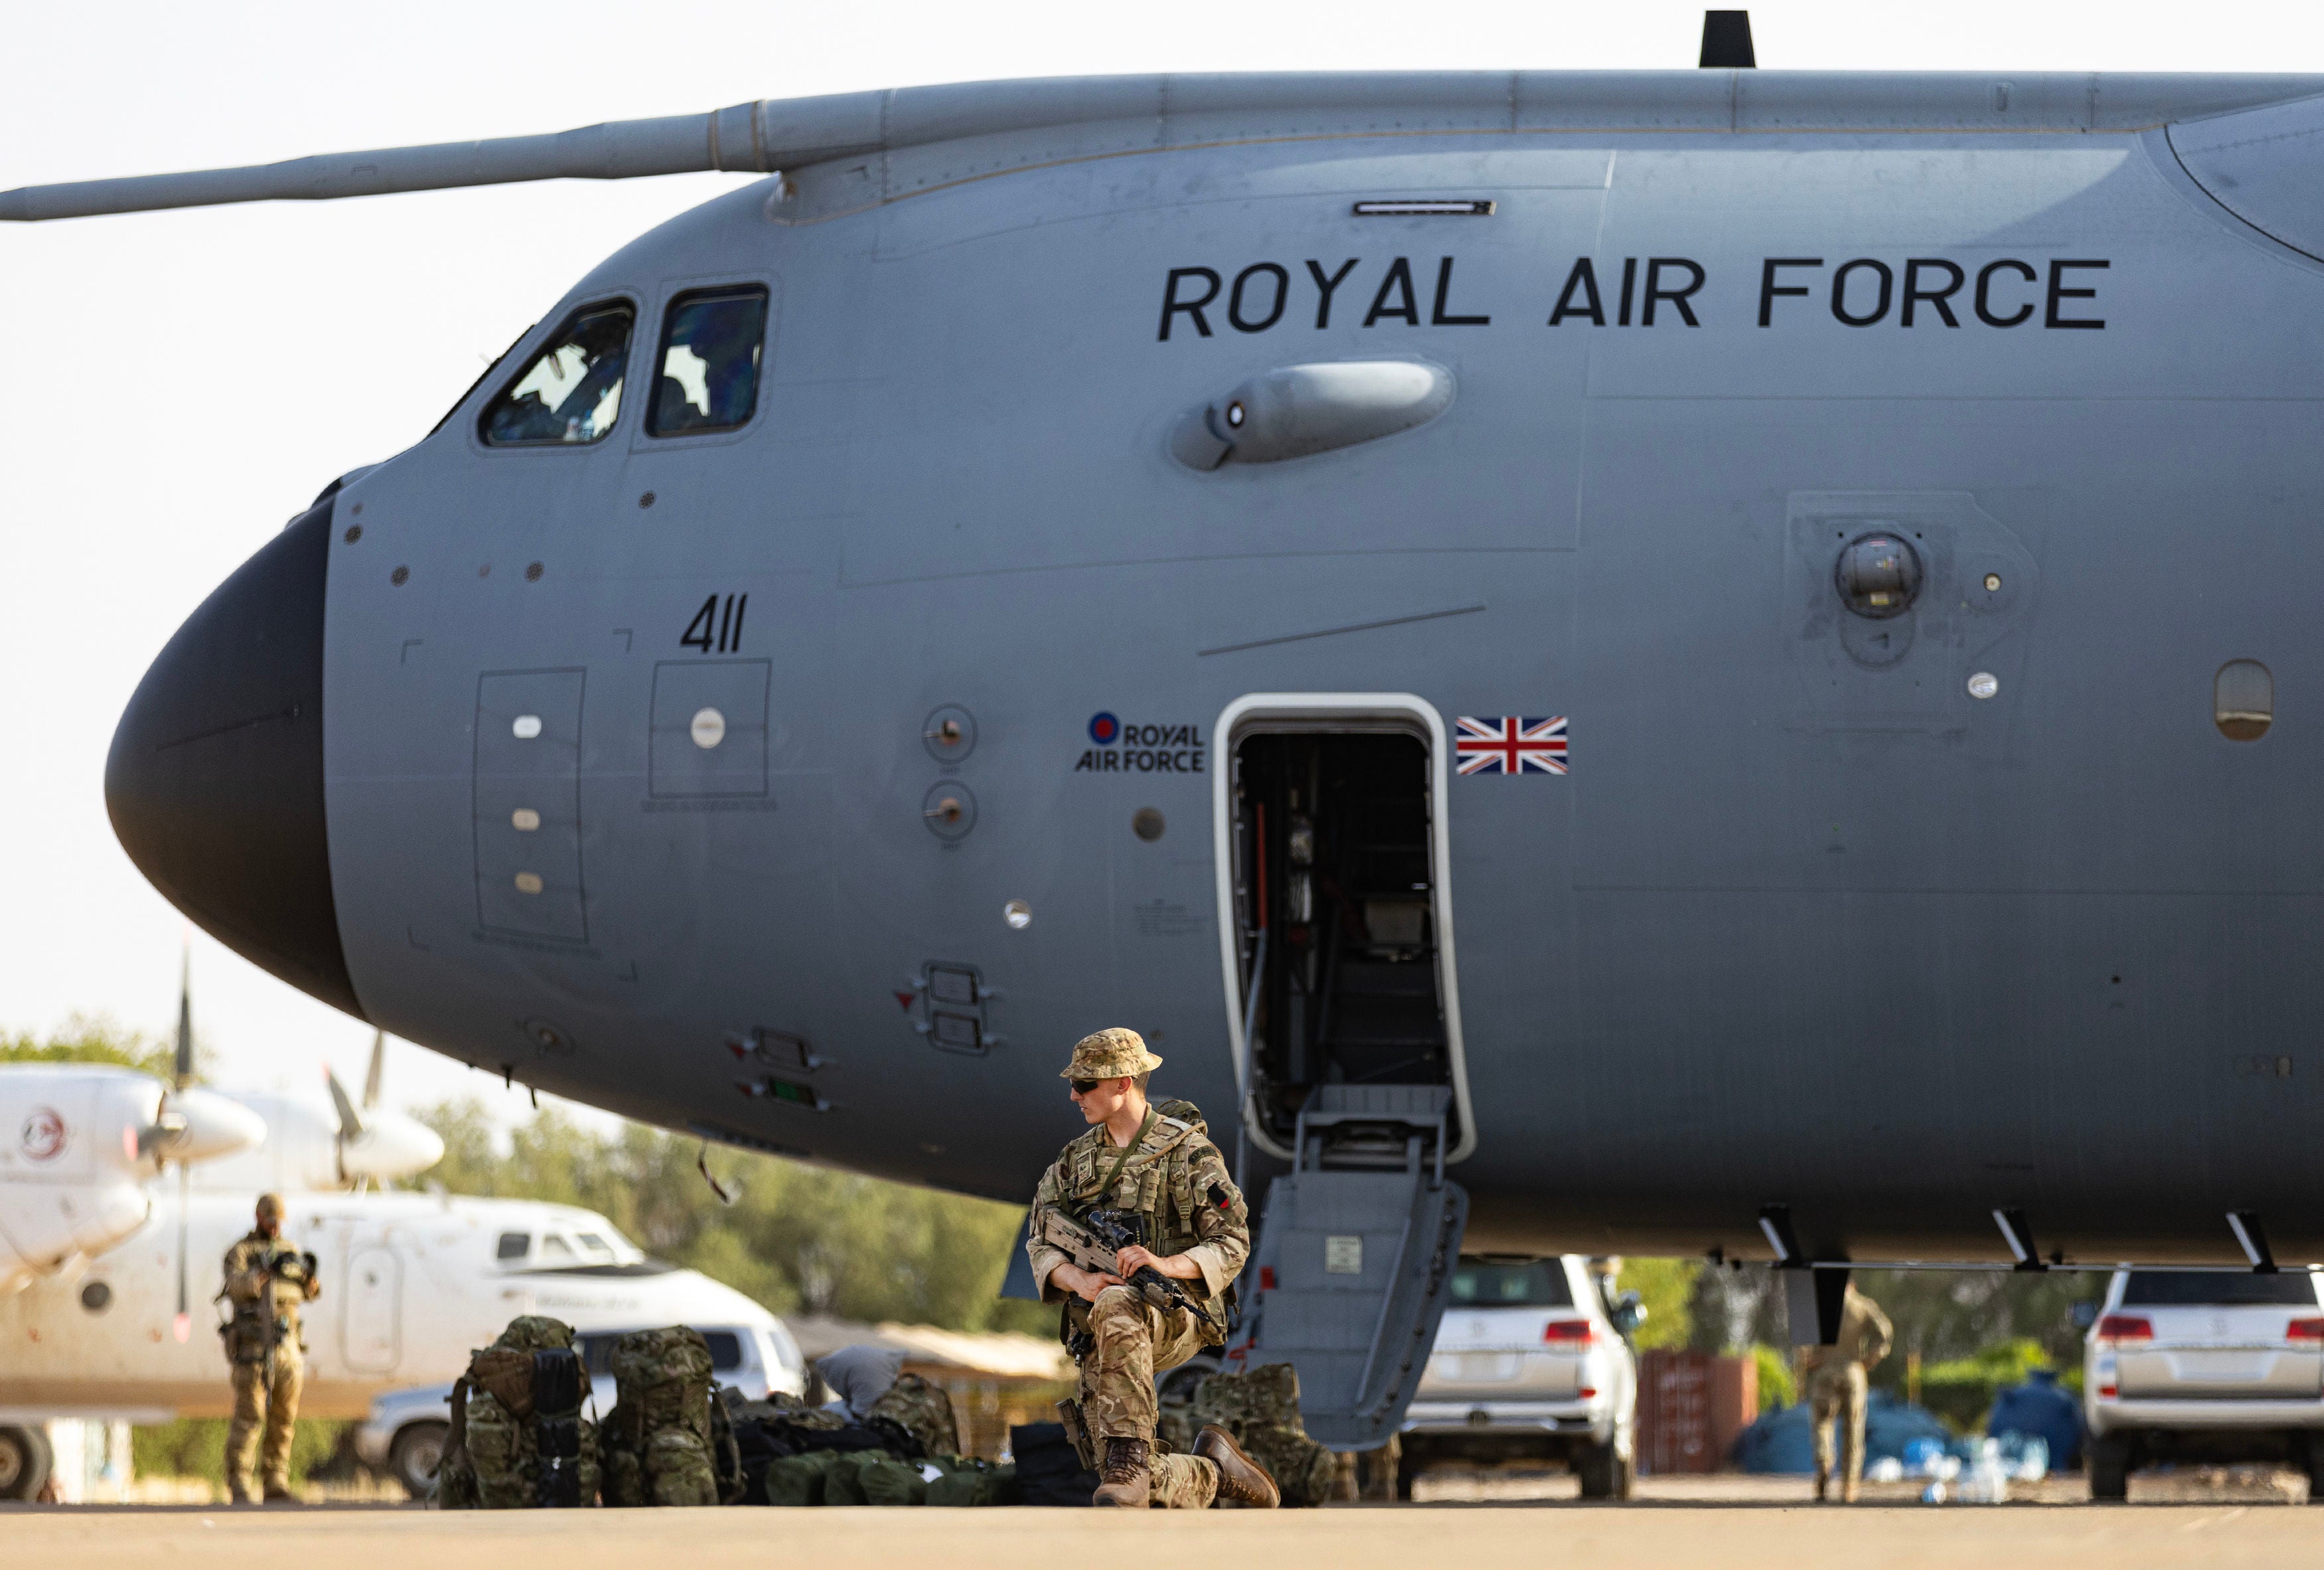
[342,1244,402,1373]
[1216,697,1472,1162]
[473,669,589,941]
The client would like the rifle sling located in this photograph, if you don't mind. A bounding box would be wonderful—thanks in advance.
[1092,1108,1156,1211]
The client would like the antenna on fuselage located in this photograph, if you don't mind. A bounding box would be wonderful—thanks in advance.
[1700,10,1757,68]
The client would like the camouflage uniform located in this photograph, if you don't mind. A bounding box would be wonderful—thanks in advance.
[1025,1029,1252,1509]
[220,1195,320,1503]
[1797,1284,1894,1502]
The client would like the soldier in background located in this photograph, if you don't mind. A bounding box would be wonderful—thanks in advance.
[1025,1027,1277,1509]
[1797,1281,1893,1503]
[219,1193,320,1504]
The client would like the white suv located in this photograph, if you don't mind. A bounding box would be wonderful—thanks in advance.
[1398,1256,1640,1498]
[2084,1268,2324,1500]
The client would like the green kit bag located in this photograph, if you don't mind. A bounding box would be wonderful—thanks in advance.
[763,1450,841,1507]
[860,1457,930,1506]
[926,1460,1010,1507]
[821,1448,890,1506]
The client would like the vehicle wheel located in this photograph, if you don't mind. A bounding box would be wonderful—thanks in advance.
[2087,1435,2131,1502]
[388,1421,450,1500]
[1574,1440,1619,1498]
[0,1425,52,1502]
[2302,1433,2324,1503]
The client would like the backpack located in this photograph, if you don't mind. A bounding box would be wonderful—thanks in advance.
[435,1315,598,1509]
[1190,1362,1339,1508]
[600,1327,720,1507]
[863,1372,961,1460]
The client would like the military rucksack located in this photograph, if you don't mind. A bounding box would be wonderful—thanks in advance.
[435,1315,599,1509]
[599,1326,720,1507]
[1189,1362,1339,1508]
[863,1372,960,1460]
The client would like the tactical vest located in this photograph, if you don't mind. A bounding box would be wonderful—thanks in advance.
[216,1235,314,1365]
[1060,1098,1231,1344]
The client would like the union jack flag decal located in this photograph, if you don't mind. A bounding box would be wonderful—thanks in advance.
[1455,716,1568,776]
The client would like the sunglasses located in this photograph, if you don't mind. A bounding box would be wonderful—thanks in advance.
[1069,1079,1102,1095]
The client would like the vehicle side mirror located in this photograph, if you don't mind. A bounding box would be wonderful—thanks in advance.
[2069,1302,2099,1331]
[1612,1290,1647,1335]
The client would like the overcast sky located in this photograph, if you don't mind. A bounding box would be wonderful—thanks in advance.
[3,1,2319,1132]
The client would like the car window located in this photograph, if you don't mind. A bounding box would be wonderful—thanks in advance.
[1448,1259,1572,1308]
[2121,1270,2321,1306]
[703,1331,744,1371]
[495,1232,529,1261]
[647,286,768,436]
[482,302,633,445]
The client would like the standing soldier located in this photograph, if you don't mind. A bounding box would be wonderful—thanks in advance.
[1025,1028,1278,1510]
[1797,1281,1893,1503]
[219,1193,320,1504]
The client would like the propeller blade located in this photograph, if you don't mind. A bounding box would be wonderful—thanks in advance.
[363,1030,386,1110]
[174,944,195,1090]
[326,1067,365,1142]
[172,1162,191,1344]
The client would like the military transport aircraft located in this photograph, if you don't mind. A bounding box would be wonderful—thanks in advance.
[10,11,2324,1443]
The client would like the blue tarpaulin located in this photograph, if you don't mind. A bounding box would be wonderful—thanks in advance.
[1732,1391,1966,1474]
[1989,1369,2083,1471]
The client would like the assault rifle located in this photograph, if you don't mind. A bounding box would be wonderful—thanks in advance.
[1040,1206,1202,1320]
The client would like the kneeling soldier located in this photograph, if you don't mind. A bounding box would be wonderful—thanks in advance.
[1026,1028,1278,1509]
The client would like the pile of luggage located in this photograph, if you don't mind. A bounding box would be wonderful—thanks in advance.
[431,1314,1338,1509]
[433,1316,1019,1508]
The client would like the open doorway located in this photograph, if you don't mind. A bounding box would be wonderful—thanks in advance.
[1221,701,1468,1161]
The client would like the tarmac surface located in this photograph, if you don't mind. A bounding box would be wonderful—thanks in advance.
[7,1474,2315,1569]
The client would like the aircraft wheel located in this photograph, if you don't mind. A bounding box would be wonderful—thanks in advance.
[0,1425,52,1501]
[389,1421,450,1500]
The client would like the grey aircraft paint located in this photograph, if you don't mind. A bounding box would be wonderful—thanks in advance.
[26,68,2324,1270]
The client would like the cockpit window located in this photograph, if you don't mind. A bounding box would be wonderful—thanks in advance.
[648,286,768,437]
[482,302,633,446]
[539,1233,575,1261]
[495,1232,530,1261]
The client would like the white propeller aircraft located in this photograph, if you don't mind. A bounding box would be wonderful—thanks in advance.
[189,1031,446,1197]
[0,977,797,1500]
[0,962,264,1302]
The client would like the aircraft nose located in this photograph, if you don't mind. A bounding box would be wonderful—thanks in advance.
[106,493,365,1018]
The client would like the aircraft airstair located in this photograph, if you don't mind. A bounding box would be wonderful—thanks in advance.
[1230,1085,1467,1449]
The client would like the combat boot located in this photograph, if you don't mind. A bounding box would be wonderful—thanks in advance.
[1092,1437,1151,1507]
[1193,1425,1280,1508]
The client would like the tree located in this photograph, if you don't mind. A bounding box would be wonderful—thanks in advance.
[0,1013,195,1080]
